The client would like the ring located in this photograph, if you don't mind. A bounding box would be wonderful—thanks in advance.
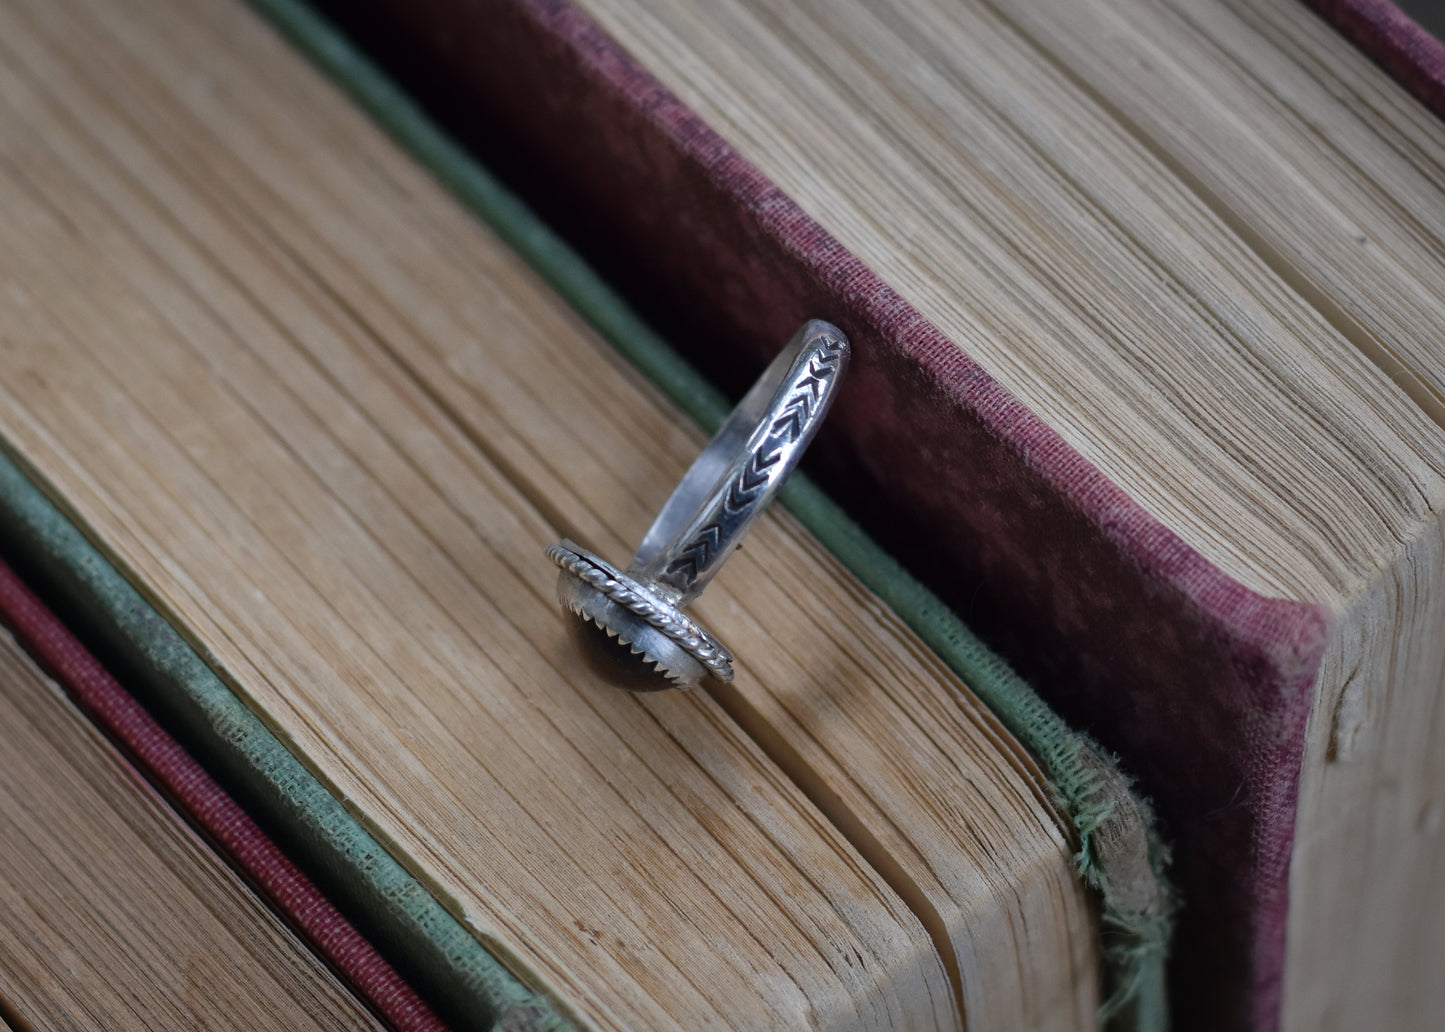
[547,319,851,691]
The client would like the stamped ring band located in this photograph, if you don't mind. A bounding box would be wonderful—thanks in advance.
[547,319,851,691]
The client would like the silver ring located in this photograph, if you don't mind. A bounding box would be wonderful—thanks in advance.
[547,320,850,690]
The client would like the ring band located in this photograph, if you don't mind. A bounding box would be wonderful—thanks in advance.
[548,319,850,690]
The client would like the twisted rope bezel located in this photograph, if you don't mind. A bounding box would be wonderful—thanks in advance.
[547,542,734,681]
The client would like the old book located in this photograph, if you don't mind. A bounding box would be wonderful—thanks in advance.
[0,0,1132,1029]
[0,611,389,1032]
[307,0,1445,1030]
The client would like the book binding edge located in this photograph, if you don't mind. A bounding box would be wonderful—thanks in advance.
[1304,0,1445,118]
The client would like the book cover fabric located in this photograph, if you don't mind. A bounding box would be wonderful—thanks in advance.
[1306,0,1445,116]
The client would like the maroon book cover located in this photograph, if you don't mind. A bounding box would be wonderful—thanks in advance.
[1306,0,1445,116]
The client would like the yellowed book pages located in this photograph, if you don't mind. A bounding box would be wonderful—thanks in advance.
[0,0,1100,1028]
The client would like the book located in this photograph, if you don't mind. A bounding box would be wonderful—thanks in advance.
[0,0,1150,1029]
[0,606,391,1031]
[1308,0,1445,114]
[306,0,1445,1029]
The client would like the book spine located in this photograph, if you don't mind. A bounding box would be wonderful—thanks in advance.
[302,2,1331,1027]
[1302,0,1445,117]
